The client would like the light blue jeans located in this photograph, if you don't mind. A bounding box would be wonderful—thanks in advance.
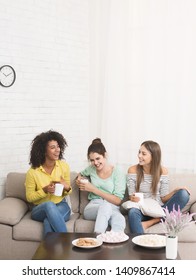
[84,199,126,233]
[128,189,190,234]
[31,199,71,237]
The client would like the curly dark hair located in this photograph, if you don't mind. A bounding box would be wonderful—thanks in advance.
[29,130,68,168]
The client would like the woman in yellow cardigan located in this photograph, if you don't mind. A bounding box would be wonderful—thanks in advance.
[25,130,72,237]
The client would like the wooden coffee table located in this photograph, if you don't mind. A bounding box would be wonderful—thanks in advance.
[32,232,180,260]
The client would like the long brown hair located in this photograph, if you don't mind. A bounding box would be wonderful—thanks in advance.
[136,140,162,195]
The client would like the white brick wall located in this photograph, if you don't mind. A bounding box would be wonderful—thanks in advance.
[0,0,90,199]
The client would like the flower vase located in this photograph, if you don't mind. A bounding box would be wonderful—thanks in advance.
[166,235,178,259]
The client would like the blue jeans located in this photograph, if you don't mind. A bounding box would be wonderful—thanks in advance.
[128,189,190,234]
[31,199,71,237]
[84,199,126,233]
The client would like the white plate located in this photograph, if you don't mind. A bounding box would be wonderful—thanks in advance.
[72,237,102,249]
[97,232,129,243]
[132,234,166,249]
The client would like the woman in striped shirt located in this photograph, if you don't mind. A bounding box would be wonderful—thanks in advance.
[127,140,190,234]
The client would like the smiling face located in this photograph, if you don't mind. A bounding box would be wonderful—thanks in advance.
[138,144,152,167]
[88,152,106,171]
[45,140,60,162]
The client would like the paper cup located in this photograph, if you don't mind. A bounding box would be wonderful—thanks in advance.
[54,183,64,196]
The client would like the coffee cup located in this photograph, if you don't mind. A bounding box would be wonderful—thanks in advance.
[134,192,144,204]
[54,183,64,196]
[80,178,89,184]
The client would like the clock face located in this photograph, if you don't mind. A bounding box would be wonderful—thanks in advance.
[0,65,16,87]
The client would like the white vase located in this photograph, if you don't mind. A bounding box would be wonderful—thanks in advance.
[166,235,178,259]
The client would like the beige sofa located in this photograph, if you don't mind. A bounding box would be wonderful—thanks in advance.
[0,171,196,260]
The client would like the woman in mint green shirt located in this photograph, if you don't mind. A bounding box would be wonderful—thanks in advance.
[76,138,126,233]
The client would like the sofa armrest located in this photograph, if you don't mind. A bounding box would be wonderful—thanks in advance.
[0,197,28,225]
[190,202,196,220]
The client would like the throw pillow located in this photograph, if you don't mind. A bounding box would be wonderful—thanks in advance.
[121,198,165,218]
[121,200,140,210]
[141,198,165,217]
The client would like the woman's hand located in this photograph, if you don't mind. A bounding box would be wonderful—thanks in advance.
[43,182,55,194]
[76,174,83,185]
[76,174,92,191]
[129,193,140,203]
[77,181,95,192]
[60,176,71,192]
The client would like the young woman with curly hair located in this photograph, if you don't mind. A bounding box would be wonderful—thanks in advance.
[25,130,72,237]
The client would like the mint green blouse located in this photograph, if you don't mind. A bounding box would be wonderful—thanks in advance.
[81,165,126,200]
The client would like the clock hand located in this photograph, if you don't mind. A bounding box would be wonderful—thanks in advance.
[6,72,13,76]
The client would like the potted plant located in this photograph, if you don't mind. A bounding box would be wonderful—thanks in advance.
[161,205,196,259]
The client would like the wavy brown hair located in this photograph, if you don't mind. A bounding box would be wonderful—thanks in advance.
[29,130,68,168]
[136,140,162,195]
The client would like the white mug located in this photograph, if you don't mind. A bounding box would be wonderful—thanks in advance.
[54,183,64,196]
[134,192,144,204]
[80,178,89,184]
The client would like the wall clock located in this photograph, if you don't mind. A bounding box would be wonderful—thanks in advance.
[0,65,16,87]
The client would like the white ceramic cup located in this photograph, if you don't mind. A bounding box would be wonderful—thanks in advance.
[134,192,144,204]
[80,178,89,184]
[54,183,64,196]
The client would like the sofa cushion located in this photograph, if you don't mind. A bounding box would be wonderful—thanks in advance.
[0,197,28,225]
[177,223,196,242]
[13,212,43,241]
[74,217,95,233]
[141,199,165,217]
[169,173,196,213]
[6,172,27,201]
[79,190,89,214]
[69,172,79,213]
[13,212,80,241]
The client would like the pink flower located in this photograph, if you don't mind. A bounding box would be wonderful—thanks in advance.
[161,205,196,237]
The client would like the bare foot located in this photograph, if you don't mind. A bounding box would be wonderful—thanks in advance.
[142,218,161,230]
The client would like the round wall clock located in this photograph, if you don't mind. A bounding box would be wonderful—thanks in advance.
[0,65,16,87]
